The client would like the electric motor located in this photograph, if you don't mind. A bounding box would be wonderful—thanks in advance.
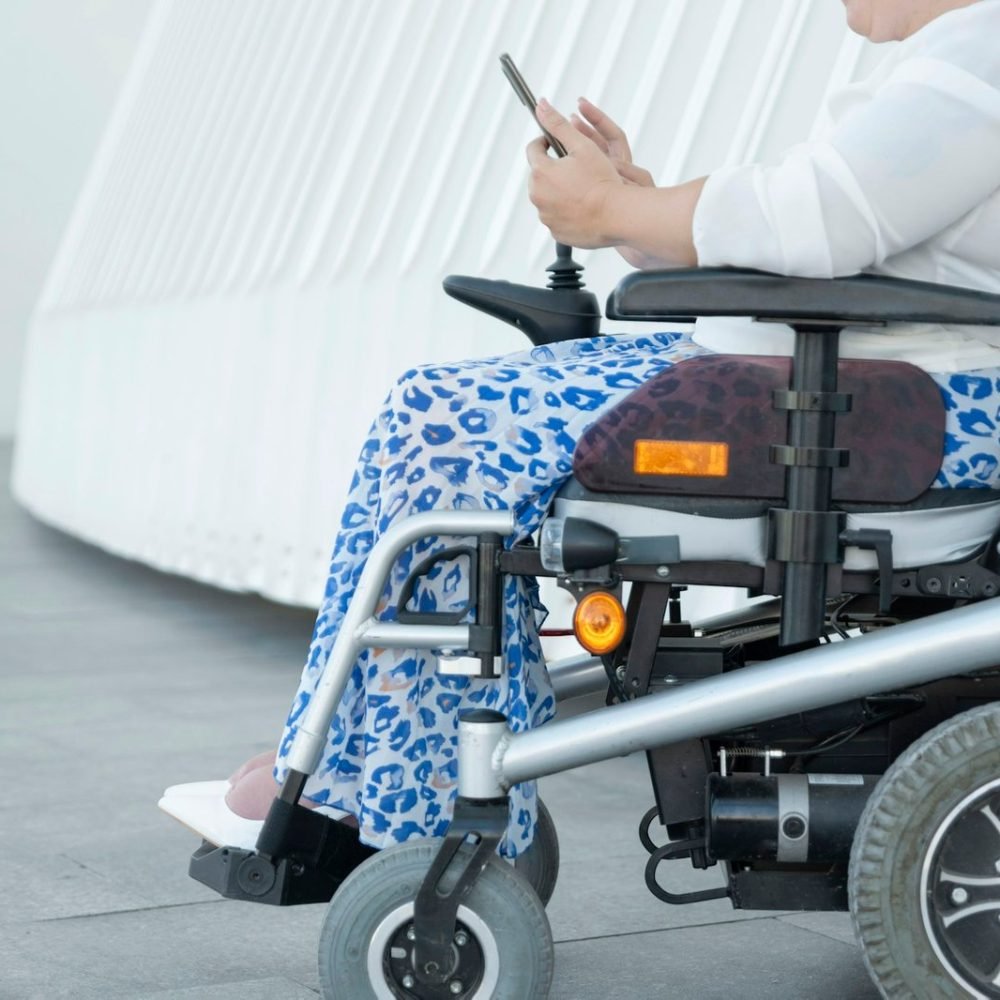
[706,772,879,864]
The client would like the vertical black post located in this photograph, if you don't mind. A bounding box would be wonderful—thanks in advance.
[780,328,841,646]
[476,532,502,678]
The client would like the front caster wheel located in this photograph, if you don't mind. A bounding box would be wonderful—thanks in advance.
[513,799,560,906]
[318,841,554,999]
[850,702,1000,999]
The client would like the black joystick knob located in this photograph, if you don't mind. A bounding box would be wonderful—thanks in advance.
[546,242,586,291]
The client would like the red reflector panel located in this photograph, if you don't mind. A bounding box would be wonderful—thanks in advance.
[633,440,729,477]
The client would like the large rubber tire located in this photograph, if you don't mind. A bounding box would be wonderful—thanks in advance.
[849,701,1000,999]
[513,799,560,906]
[318,841,554,1000]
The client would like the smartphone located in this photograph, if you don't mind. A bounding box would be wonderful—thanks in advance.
[500,53,568,158]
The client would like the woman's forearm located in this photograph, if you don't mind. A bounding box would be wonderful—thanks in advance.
[605,177,706,268]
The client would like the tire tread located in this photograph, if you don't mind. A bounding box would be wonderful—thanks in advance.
[849,701,1000,1000]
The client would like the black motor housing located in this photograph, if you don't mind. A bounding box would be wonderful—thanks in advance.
[707,773,879,864]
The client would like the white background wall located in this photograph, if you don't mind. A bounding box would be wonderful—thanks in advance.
[13,0,883,613]
[0,0,153,436]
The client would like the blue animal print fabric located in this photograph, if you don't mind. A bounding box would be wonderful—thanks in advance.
[274,331,1000,857]
[936,371,1000,486]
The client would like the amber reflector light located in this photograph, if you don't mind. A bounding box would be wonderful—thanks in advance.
[573,591,627,656]
[633,439,729,477]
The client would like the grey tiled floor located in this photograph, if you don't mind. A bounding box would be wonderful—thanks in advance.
[1,440,879,999]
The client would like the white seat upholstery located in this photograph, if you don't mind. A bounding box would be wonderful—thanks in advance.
[552,495,1000,572]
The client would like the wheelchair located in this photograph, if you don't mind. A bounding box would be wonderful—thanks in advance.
[188,242,1000,999]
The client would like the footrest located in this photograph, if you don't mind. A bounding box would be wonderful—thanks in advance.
[189,842,336,905]
[189,805,376,906]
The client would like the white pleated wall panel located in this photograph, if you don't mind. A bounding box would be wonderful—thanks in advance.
[14,0,883,610]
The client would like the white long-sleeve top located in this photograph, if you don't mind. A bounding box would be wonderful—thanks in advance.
[691,0,1000,372]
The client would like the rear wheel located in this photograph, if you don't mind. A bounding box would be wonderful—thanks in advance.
[850,702,1000,999]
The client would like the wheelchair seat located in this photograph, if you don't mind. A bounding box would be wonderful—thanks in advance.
[557,351,1000,574]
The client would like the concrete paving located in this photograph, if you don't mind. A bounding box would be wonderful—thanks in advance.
[0,440,879,999]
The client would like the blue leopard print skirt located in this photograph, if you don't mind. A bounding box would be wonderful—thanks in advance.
[275,331,1000,856]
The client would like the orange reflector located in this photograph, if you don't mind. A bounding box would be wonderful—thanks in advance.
[573,591,627,656]
[634,439,729,477]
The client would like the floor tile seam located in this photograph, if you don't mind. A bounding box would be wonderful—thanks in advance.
[56,849,179,893]
[135,977,322,999]
[33,897,225,923]
[775,914,862,950]
[552,910,791,947]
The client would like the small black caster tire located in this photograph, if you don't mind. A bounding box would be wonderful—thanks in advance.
[318,841,554,999]
[849,701,1000,999]
[513,798,560,906]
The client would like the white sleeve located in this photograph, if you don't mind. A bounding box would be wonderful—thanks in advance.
[693,53,1000,279]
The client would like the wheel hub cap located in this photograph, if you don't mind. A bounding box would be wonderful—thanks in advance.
[384,919,484,999]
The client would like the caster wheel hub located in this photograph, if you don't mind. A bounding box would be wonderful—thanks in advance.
[384,918,485,999]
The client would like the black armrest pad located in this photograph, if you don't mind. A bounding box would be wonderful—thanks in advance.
[606,267,1000,327]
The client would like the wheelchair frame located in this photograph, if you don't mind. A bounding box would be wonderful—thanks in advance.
[191,253,1000,998]
[280,505,1000,791]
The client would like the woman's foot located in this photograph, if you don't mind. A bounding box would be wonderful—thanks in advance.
[224,755,285,820]
[226,750,276,788]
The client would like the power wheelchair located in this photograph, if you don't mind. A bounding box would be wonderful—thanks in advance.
[189,243,1000,999]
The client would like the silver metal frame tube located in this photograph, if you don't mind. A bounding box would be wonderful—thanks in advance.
[497,598,1000,787]
[287,510,514,775]
[361,622,472,649]
[458,713,508,799]
[547,653,607,702]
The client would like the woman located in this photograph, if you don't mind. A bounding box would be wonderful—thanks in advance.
[161,0,1000,858]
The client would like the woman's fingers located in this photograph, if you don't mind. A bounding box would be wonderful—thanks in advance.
[526,134,551,168]
[578,97,632,162]
[616,160,655,188]
[570,113,610,155]
[535,98,588,154]
[577,97,625,141]
[527,100,590,167]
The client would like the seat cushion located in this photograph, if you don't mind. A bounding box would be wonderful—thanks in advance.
[572,355,945,504]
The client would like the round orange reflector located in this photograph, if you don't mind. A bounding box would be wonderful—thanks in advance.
[573,591,627,656]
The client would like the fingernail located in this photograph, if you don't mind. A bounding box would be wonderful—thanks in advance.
[538,97,551,111]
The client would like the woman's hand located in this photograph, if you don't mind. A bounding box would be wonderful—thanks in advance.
[530,98,666,268]
[572,100,682,269]
[526,99,625,249]
[526,98,704,270]
[571,98,652,184]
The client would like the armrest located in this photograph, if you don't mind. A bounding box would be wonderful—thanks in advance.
[606,267,1000,327]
